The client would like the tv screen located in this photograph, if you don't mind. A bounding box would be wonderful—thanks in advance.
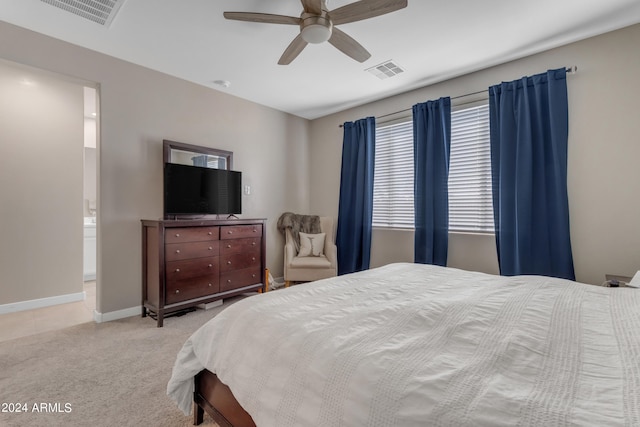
[164,163,242,216]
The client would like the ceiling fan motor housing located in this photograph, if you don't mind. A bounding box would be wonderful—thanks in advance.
[300,12,333,44]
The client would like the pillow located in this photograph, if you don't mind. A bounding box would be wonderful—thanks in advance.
[298,232,325,257]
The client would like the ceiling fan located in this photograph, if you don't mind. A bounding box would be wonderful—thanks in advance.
[223,0,408,65]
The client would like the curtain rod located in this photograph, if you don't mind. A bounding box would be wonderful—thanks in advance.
[338,65,577,128]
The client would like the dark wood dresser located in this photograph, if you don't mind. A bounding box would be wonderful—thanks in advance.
[141,218,266,327]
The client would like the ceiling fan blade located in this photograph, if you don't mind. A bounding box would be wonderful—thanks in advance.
[300,0,323,15]
[329,0,407,26]
[328,27,371,63]
[278,34,309,65]
[223,12,301,25]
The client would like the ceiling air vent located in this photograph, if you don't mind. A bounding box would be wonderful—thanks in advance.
[40,0,127,27]
[366,60,405,80]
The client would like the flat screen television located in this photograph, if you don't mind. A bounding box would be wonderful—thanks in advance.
[164,163,242,217]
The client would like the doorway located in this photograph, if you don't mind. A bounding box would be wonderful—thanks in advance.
[0,59,99,341]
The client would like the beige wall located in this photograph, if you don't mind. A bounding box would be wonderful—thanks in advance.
[309,24,640,285]
[2,20,638,315]
[0,22,310,313]
[0,59,84,304]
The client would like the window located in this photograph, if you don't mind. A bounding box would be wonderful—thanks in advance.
[372,103,494,233]
[448,104,494,233]
[372,120,414,228]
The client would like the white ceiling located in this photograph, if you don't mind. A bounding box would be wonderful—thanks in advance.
[2,0,640,120]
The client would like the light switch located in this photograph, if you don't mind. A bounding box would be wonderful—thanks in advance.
[244,185,251,195]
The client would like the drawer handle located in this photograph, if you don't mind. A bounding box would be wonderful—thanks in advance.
[227,279,232,283]
[175,289,180,294]
[208,264,213,268]
[252,257,256,261]
[175,233,180,237]
[208,283,212,287]
[227,230,233,234]
[175,268,181,273]
[208,246,213,250]
[253,228,257,232]
[252,274,256,278]
[175,249,180,254]
[252,242,256,246]
[227,244,232,248]
[227,261,232,265]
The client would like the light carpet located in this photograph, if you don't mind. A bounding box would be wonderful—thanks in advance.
[0,296,249,427]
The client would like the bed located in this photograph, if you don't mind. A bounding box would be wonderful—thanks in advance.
[167,263,640,426]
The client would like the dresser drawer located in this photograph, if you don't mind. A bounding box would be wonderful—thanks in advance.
[166,276,220,304]
[220,237,261,255]
[220,250,260,272]
[220,224,262,240]
[166,257,219,281]
[166,241,220,261]
[220,267,261,292]
[165,226,219,244]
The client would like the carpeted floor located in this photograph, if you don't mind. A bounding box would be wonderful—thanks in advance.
[0,296,248,427]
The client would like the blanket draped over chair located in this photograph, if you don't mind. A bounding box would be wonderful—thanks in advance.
[277,212,321,253]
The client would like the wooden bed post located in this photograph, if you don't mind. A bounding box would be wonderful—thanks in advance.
[193,397,204,425]
[193,370,256,427]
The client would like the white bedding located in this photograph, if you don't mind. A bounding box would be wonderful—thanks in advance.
[167,263,640,426]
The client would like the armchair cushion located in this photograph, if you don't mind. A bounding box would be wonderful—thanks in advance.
[290,256,332,269]
[298,232,325,257]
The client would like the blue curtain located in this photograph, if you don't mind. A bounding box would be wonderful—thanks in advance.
[489,68,575,280]
[336,117,376,275]
[412,97,451,266]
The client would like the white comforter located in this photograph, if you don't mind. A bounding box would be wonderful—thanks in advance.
[167,263,640,426]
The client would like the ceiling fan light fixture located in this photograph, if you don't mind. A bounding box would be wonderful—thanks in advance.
[301,24,331,43]
[300,15,332,44]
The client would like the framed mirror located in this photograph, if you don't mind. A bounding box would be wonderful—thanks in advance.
[163,139,233,170]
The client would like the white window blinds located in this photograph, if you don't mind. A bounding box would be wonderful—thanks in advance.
[372,120,414,228]
[448,104,494,233]
[372,103,494,233]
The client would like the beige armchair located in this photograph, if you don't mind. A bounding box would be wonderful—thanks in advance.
[284,216,338,287]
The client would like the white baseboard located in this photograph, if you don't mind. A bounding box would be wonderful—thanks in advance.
[0,291,85,315]
[93,306,141,323]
